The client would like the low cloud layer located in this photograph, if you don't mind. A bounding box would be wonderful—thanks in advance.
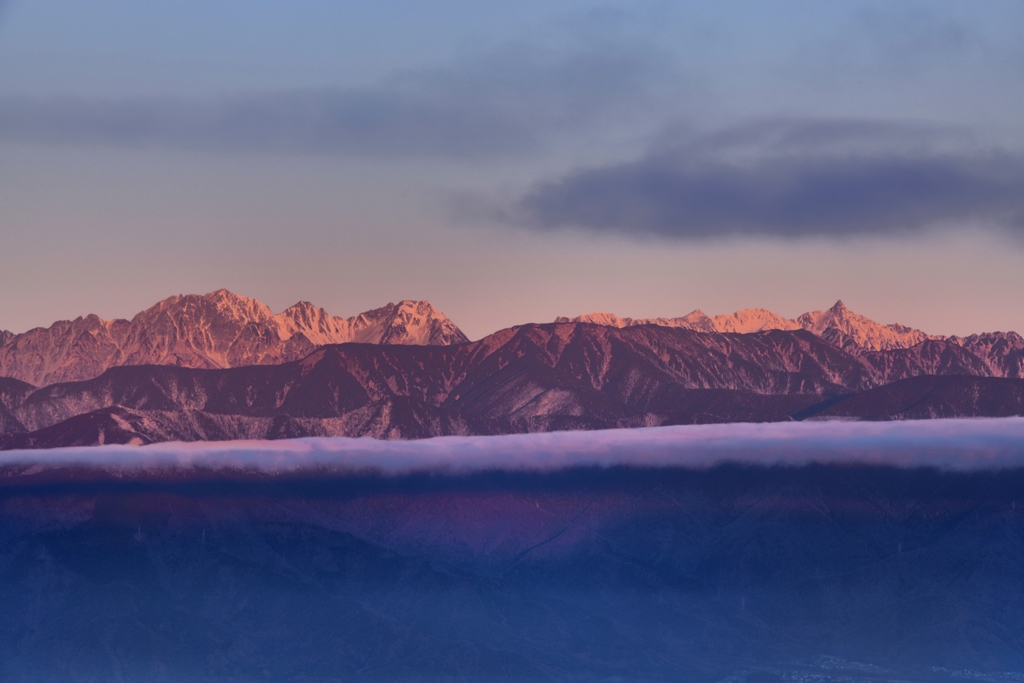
[517,120,1024,238]
[0,47,660,159]
[3,418,1024,476]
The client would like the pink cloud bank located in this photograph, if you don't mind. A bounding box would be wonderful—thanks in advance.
[3,418,1024,475]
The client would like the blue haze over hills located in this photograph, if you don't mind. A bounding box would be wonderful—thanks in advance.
[3,421,1024,681]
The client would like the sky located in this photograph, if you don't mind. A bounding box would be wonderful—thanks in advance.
[1,0,1023,340]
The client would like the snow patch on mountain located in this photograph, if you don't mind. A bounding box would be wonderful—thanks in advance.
[558,300,943,353]
[797,300,941,354]
[555,310,717,333]
[711,309,802,334]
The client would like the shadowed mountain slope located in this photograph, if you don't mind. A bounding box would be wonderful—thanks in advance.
[816,375,1024,421]
[951,331,1024,377]
[3,323,1024,449]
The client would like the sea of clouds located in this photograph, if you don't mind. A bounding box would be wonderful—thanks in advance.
[4,418,1024,475]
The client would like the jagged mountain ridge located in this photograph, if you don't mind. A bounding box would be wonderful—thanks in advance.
[0,290,468,386]
[2,322,1023,449]
[797,301,941,353]
[558,301,1024,378]
[4,294,1021,390]
[558,300,943,352]
[949,331,1024,377]
[2,324,869,437]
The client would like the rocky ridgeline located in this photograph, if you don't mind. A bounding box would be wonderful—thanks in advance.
[1,322,1023,449]
[0,290,468,386]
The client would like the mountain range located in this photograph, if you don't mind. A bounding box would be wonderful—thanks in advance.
[0,290,467,386]
[558,300,947,353]
[1,291,1023,449]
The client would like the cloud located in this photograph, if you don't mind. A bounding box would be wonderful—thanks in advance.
[514,119,1024,238]
[3,418,1024,476]
[0,46,663,159]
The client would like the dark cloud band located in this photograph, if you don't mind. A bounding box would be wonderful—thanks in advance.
[0,48,660,159]
[0,91,526,158]
[517,122,1024,237]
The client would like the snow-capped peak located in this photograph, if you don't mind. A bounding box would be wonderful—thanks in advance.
[796,300,938,353]
[710,309,802,334]
[355,300,469,346]
[554,300,940,353]
[555,310,717,332]
[555,312,632,328]
[0,291,469,386]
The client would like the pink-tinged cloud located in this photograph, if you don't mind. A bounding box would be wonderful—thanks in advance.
[3,418,1024,475]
